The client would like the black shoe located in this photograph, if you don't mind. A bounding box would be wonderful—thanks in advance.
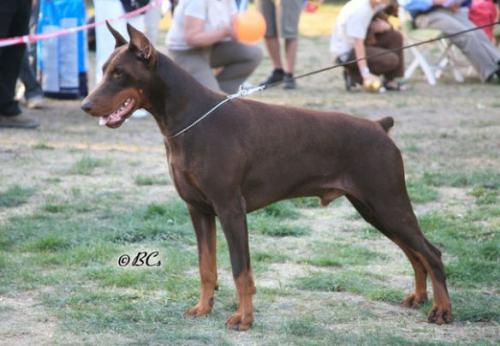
[0,113,40,129]
[260,68,285,86]
[283,73,296,90]
[343,70,353,91]
[383,80,402,91]
[0,102,22,116]
[486,70,500,84]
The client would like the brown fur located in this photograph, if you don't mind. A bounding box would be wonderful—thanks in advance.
[81,23,452,330]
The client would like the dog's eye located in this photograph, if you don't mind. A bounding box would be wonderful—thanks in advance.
[113,68,123,78]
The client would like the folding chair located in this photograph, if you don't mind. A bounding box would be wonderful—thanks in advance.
[399,9,465,85]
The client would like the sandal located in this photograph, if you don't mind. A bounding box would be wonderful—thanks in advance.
[383,80,402,91]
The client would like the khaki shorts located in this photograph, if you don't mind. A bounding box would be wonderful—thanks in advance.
[256,0,303,39]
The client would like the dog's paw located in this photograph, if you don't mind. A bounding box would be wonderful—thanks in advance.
[225,312,253,331]
[401,292,428,309]
[184,303,212,317]
[427,304,452,325]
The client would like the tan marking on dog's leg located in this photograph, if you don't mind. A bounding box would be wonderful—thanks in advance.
[185,209,217,317]
[186,244,217,316]
[415,252,452,324]
[226,270,255,331]
[394,239,428,308]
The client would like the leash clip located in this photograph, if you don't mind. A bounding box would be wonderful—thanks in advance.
[230,83,265,99]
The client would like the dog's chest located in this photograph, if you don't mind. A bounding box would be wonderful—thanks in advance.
[169,163,209,207]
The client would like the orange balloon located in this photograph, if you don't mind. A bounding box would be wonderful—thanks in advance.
[234,10,267,44]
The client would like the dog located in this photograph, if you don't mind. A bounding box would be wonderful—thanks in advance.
[81,23,452,331]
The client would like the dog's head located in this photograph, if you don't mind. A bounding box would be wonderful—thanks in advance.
[81,23,156,128]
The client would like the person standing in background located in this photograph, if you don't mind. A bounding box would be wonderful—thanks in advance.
[18,0,46,110]
[256,0,304,89]
[0,0,40,129]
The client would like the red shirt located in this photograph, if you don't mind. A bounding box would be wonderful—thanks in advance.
[469,0,498,40]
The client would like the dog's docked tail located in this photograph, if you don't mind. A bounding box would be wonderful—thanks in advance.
[377,116,394,133]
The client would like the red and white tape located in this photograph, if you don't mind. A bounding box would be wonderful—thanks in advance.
[0,0,163,48]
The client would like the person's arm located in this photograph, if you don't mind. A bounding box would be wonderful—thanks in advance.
[353,38,378,85]
[369,18,392,33]
[398,0,434,12]
[184,16,233,47]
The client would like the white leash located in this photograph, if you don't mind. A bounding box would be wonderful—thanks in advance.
[169,84,265,138]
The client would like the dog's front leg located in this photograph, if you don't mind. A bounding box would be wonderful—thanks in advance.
[217,197,255,331]
[185,206,218,317]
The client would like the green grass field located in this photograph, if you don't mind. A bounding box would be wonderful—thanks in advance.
[1,5,499,345]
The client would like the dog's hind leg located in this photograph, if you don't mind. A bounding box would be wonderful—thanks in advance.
[347,196,428,308]
[185,206,218,317]
[346,194,452,324]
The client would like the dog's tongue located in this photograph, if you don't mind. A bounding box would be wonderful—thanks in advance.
[98,113,123,127]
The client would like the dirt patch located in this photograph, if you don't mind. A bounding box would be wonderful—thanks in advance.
[0,292,57,346]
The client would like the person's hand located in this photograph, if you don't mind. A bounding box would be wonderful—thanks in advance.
[370,19,391,33]
[433,0,448,6]
[223,16,238,41]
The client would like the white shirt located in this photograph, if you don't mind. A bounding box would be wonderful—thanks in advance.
[166,0,237,50]
[330,0,375,57]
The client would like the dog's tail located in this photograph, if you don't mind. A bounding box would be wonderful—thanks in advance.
[376,116,394,133]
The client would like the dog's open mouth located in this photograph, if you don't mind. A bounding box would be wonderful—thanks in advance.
[99,98,136,128]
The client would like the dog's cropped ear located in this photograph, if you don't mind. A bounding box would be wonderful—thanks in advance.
[106,21,127,48]
[127,23,155,63]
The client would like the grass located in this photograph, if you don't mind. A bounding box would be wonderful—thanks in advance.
[295,271,404,304]
[0,185,34,207]
[32,142,54,150]
[470,186,497,205]
[134,175,169,186]
[407,177,439,204]
[69,155,109,175]
[423,169,500,189]
[249,215,310,237]
[300,242,384,267]
[254,201,301,219]
[419,210,499,289]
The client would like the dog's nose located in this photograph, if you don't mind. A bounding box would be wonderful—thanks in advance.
[80,100,93,112]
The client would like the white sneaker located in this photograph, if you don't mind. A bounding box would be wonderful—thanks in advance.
[26,95,46,109]
[132,109,149,118]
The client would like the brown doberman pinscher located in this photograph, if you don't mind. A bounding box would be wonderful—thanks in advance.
[81,23,452,331]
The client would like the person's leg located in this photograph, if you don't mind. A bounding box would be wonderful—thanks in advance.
[144,4,162,44]
[280,0,302,75]
[257,0,282,69]
[19,48,44,100]
[210,41,263,94]
[0,0,39,128]
[264,37,284,69]
[94,0,127,83]
[257,0,285,85]
[454,8,500,74]
[168,48,221,92]
[284,38,298,74]
[344,46,399,84]
[0,1,30,116]
[416,9,500,81]
[373,30,404,80]
[127,14,146,34]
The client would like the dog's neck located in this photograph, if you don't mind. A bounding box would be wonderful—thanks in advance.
[145,53,225,139]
